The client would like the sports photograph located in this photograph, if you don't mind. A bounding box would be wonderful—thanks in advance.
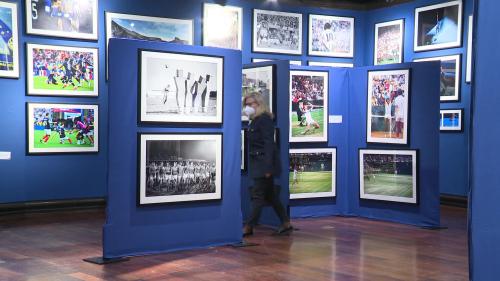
[289,70,328,143]
[139,50,223,124]
[440,109,463,131]
[359,149,417,204]
[367,69,409,145]
[203,3,242,50]
[308,14,354,58]
[27,103,98,154]
[0,1,19,78]
[253,9,302,55]
[374,19,404,65]
[242,65,274,122]
[26,0,98,40]
[414,55,460,101]
[138,133,222,205]
[289,148,336,199]
[27,43,98,97]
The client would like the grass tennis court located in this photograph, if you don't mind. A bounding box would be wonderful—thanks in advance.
[290,108,324,138]
[363,173,413,198]
[32,76,94,91]
[34,130,93,148]
[289,171,332,194]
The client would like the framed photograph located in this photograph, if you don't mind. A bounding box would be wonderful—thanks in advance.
[26,0,98,40]
[308,61,353,68]
[253,9,302,55]
[0,1,19,78]
[367,69,410,145]
[414,55,460,102]
[27,43,99,97]
[241,129,247,171]
[138,133,222,205]
[466,15,473,83]
[203,3,242,50]
[139,50,223,124]
[289,148,336,199]
[374,19,404,65]
[242,65,274,122]
[308,14,354,58]
[252,58,302,65]
[27,103,98,154]
[414,0,462,52]
[359,149,418,204]
[289,70,328,143]
[440,109,463,132]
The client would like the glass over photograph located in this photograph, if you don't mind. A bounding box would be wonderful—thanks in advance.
[253,9,302,55]
[242,65,274,122]
[414,55,460,102]
[308,14,354,58]
[0,1,19,78]
[374,19,404,65]
[203,3,242,50]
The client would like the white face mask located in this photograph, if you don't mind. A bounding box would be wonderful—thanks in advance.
[243,105,256,117]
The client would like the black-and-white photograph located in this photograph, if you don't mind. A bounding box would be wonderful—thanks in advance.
[138,133,222,205]
[140,50,223,124]
[308,14,354,58]
[253,9,302,55]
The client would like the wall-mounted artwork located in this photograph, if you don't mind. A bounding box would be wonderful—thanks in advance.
[253,9,302,55]
[242,65,274,122]
[414,55,460,102]
[308,14,354,58]
[308,61,353,68]
[203,3,242,50]
[0,1,19,78]
[440,109,463,132]
[374,19,404,65]
[252,58,302,65]
[465,15,473,83]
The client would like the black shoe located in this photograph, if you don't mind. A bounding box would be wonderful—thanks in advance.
[274,225,293,235]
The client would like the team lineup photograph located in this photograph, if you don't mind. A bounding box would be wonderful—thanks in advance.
[253,9,302,54]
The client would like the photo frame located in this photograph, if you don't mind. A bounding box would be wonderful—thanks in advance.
[26,0,98,40]
[308,14,354,58]
[374,19,404,65]
[27,102,99,155]
[359,149,418,204]
[27,43,99,97]
[308,61,354,68]
[440,109,463,132]
[253,9,302,55]
[203,3,242,50]
[242,65,275,122]
[252,58,302,65]
[139,50,224,124]
[138,133,222,205]
[414,55,461,102]
[0,1,19,78]
[414,0,463,52]
[366,69,410,145]
[241,129,247,171]
[289,148,336,199]
[289,70,328,143]
[466,15,473,83]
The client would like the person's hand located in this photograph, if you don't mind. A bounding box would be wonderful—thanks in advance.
[264,173,272,178]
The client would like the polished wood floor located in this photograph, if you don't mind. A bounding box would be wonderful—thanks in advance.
[0,206,468,281]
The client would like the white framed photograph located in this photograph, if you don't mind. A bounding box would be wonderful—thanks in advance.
[308,61,354,68]
[308,14,354,58]
[241,129,246,171]
[289,148,336,199]
[138,133,222,205]
[466,15,473,83]
[414,55,460,102]
[27,43,99,97]
[253,9,302,55]
[414,0,462,52]
[252,58,302,65]
[359,149,418,204]
[203,3,242,50]
[374,19,404,65]
[27,103,98,154]
[0,1,19,78]
[26,0,98,40]
[289,70,328,143]
[440,109,463,132]
[367,69,410,145]
[242,65,274,122]
[139,50,223,124]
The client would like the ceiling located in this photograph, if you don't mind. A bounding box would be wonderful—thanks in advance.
[266,0,414,10]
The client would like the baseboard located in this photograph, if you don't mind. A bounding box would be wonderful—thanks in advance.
[0,197,106,215]
[440,194,468,208]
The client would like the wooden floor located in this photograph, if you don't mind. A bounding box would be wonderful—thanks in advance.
[0,206,468,281]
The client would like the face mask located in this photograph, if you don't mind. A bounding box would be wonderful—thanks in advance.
[243,105,256,117]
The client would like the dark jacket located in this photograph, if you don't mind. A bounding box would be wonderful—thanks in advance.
[248,113,281,179]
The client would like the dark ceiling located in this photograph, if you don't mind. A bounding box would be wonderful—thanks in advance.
[268,0,414,10]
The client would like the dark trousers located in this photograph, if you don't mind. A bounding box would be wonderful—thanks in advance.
[246,176,289,227]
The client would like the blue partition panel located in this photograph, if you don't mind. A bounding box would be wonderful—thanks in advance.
[104,39,242,258]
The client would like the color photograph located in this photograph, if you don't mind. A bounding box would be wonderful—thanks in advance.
[27,103,98,154]
[374,19,404,65]
[26,0,98,40]
[414,55,460,102]
[289,148,336,199]
[138,133,222,205]
[414,0,462,52]
[242,65,274,122]
[359,149,417,204]
[308,14,354,58]
[203,3,242,50]
[440,109,463,131]
[253,9,302,55]
[367,69,410,144]
[0,1,18,78]
[289,70,328,142]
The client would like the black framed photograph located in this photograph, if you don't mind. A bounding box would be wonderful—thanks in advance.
[308,14,354,58]
[414,55,460,102]
[203,3,242,50]
[289,148,336,199]
[241,129,247,171]
[308,61,353,68]
[414,0,462,52]
[138,133,222,205]
[374,19,404,65]
[242,65,274,122]
[253,9,302,55]
[139,50,223,124]
[26,0,98,40]
[440,109,463,132]
[367,69,410,145]
[359,149,418,204]
[27,102,98,155]
[0,1,19,78]
[27,43,99,97]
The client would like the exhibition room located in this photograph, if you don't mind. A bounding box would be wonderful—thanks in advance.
[0,0,498,280]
